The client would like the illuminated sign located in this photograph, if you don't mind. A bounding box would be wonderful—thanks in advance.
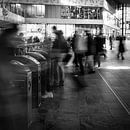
[0,0,104,7]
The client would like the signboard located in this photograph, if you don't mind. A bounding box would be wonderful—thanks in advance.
[0,0,104,7]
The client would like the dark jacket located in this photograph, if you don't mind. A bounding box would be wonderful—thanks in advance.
[52,31,68,53]
[94,35,104,54]
[118,37,125,53]
[87,34,96,55]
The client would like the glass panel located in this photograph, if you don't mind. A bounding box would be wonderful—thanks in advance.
[10,4,16,14]
[60,6,102,20]
[65,24,75,37]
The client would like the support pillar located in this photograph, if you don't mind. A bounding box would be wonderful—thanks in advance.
[122,3,124,36]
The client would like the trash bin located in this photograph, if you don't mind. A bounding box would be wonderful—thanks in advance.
[26,52,48,95]
[0,60,32,130]
[11,55,41,109]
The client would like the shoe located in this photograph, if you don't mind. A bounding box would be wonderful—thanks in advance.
[42,92,53,98]
[47,92,53,98]
[122,57,125,60]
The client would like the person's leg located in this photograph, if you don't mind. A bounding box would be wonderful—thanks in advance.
[58,53,66,86]
[78,53,84,74]
[87,55,95,73]
[42,59,54,98]
[121,53,125,60]
[58,62,64,86]
[110,41,113,50]
[97,54,101,67]
[53,58,59,87]
[74,53,79,67]
[117,52,120,59]
[93,55,97,66]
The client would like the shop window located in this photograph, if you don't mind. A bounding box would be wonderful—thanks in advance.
[25,4,45,18]
[34,5,45,17]
[10,4,16,14]
[61,6,103,20]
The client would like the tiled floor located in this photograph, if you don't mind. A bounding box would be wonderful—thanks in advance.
[30,40,130,130]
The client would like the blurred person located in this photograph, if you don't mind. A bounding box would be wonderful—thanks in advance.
[71,31,80,68]
[19,32,24,41]
[52,30,68,87]
[117,36,126,60]
[42,36,54,98]
[0,24,19,57]
[44,35,53,50]
[85,30,96,73]
[33,36,40,43]
[109,35,113,50]
[63,37,73,66]
[71,31,88,75]
[13,32,26,55]
[52,25,58,34]
[42,29,68,98]
[27,36,33,43]
[0,23,26,130]
[94,32,106,67]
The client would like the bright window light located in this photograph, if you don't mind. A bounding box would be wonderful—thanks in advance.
[16,4,21,7]
[61,0,70,5]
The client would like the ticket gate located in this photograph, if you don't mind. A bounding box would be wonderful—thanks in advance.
[11,55,41,109]
[26,52,48,95]
[0,60,32,130]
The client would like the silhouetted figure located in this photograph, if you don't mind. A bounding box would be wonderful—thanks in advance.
[109,35,113,50]
[33,36,40,43]
[85,30,96,73]
[71,31,88,75]
[52,30,68,85]
[94,33,105,67]
[0,24,25,130]
[27,36,33,43]
[71,31,79,67]
[117,36,126,60]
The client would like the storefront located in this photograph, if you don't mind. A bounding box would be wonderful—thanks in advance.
[3,0,120,39]
[4,0,102,38]
[103,0,120,38]
[19,24,45,42]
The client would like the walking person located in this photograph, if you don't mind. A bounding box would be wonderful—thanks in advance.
[85,30,96,73]
[71,31,88,75]
[117,36,126,60]
[109,35,113,50]
[52,29,68,87]
[94,32,105,67]
[71,31,79,68]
